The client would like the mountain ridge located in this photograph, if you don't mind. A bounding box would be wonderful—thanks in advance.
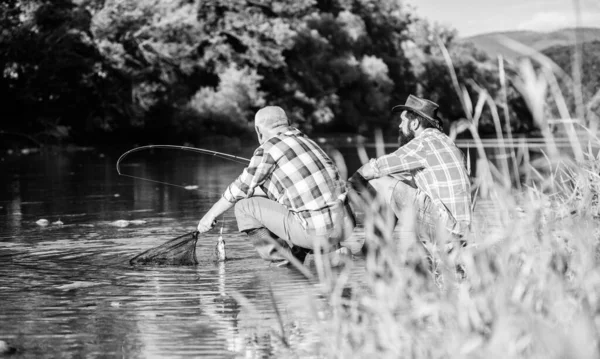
[458,27,600,60]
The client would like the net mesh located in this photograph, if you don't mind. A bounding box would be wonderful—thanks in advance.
[130,231,199,266]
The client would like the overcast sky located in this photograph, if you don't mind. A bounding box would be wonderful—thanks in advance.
[405,0,600,37]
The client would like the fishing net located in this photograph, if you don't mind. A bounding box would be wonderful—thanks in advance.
[130,231,199,266]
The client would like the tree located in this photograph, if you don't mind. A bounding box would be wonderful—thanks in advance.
[261,0,414,134]
[0,0,128,143]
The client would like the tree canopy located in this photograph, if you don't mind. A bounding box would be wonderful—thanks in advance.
[1,0,564,146]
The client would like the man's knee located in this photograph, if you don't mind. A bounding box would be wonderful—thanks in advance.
[234,198,250,218]
[234,198,263,232]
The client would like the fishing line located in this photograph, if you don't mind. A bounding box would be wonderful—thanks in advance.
[115,145,251,196]
[115,145,249,246]
[116,145,251,170]
[116,173,224,196]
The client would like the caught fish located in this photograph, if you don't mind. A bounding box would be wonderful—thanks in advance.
[215,226,226,262]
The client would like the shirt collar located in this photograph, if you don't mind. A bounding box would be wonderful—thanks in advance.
[417,128,439,138]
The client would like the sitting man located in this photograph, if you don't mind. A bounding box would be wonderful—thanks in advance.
[197,106,354,266]
[350,95,472,262]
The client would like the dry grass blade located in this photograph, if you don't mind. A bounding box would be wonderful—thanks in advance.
[329,147,348,180]
[484,91,511,187]
[437,36,473,121]
[569,2,586,123]
[356,137,369,165]
[542,66,585,163]
[513,59,560,159]
[374,128,385,158]
[268,284,289,348]
[499,55,521,189]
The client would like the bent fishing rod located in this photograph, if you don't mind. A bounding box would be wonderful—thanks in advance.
[115,145,250,193]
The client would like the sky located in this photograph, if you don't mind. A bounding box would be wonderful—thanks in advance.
[405,0,600,38]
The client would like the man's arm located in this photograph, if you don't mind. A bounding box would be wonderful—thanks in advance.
[197,146,275,233]
[222,146,275,202]
[197,197,234,233]
[357,140,426,180]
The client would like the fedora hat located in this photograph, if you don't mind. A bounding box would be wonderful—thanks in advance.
[391,95,442,131]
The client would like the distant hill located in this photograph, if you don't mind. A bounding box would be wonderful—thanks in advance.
[460,27,600,60]
[542,40,600,103]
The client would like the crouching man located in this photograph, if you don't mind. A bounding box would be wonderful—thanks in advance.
[197,106,354,266]
[350,95,472,278]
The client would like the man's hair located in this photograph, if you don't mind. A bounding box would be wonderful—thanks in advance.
[255,106,290,130]
[405,110,436,129]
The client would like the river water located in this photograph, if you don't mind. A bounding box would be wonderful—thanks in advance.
[0,143,503,358]
[0,148,374,358]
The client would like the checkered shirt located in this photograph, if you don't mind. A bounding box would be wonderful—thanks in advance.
[372,128,472,235]
[223,127,342,235]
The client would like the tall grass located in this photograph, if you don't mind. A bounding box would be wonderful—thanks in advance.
[232,31,600,359]
[306,35,600,359]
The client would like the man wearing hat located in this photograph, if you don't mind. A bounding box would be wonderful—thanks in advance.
[197,106,355,266]
[350,95,472,251]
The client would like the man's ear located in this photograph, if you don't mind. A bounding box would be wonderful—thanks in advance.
[410,119,420,131]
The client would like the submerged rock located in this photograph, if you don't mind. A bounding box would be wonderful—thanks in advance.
[57,281,101,291]
[0,340,16,355]
[110,219,146,227]
[36,219,49,226]
[110,220,129,227]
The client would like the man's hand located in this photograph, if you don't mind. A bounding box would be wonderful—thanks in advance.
[197,197,235,233]
[197,214,216,233]
[357,161,376,180]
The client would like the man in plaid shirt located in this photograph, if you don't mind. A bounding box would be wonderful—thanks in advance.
[197,106,354,265]
[352,95,472,248]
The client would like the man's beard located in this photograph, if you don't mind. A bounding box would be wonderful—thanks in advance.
[398,129,415,147]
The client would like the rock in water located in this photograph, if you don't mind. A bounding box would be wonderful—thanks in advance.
[110,220,129,227]
[36,219,49,226]
[0,340,16,355]
[215,227,226,262]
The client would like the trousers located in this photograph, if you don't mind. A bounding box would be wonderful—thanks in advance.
[234,196,355,262]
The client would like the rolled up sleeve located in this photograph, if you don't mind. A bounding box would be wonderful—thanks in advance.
[373,140,426,177]
[223,146,275,203]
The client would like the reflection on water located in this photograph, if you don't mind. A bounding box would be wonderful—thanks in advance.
[0,149,364,358]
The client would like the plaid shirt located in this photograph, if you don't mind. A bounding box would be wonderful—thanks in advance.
[223,127,342,235]
[372,128,472,235]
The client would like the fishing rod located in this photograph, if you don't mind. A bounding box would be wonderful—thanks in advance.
[115,145,251,193]
[116,145,236,244]
[0,130,43,148]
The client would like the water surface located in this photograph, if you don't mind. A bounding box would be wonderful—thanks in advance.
[0,149,365,358]
[0,145,498,358]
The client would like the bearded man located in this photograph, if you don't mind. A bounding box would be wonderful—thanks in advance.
[350,95,472,254]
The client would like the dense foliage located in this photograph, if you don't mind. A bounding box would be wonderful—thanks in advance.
[0,0,569,146]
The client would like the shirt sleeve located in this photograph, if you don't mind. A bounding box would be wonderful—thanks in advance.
[222,145,276,203]
[373,138,427,177]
